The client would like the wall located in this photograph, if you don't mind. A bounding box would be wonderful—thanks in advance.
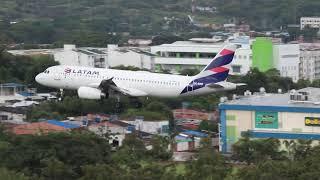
[54,49,79,66]
[223,108,320,152]
[273,44,300,82]
[300,49,320,81]
[252,37,274,72]
[230,48,252,75]
[107,47,153,70]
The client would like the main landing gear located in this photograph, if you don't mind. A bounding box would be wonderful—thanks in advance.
[58,89,64,101]
[115,95,121,114]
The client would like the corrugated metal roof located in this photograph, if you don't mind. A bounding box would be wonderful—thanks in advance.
[12,122,67,135]
[0,83,26,87]
[47,120,80,129]
[18,92,34,97]
[182,130,208,137]
[175,135,193,142]
[223,87,320,108]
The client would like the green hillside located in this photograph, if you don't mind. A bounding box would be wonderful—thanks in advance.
[0,0,319,46]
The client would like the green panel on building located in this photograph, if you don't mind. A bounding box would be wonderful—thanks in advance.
[252,37,274,72]
[255,111,278,129]
[226,115,236,121]
[227,126,237,143]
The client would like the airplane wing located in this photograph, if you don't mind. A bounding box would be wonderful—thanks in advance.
[206,82,246,89]
[88,78,148,97]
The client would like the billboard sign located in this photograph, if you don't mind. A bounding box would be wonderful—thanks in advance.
[305,117,320,126]
[255,111,278,129]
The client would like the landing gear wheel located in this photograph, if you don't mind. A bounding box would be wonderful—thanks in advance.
[115,102,122,114]
[114,95,121,114]
[58,89,64,101]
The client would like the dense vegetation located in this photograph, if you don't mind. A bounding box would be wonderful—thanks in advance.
[0,127,176,179]
[1,126,320,179]
[0,0,319,46]
[0,48,58,91]
[230,133,320,180]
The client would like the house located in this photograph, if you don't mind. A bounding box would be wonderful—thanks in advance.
[88,121,128,147]
[12,120,81,135]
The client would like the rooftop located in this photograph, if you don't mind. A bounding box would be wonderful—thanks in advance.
[47,120,81,129]
[221,87,320,109]
[12,122,67,135]
[0,83,26,88]
[155,41,224,47]
[181,130,208,138]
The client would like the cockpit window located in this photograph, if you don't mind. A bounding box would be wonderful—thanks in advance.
[44,70,50,74]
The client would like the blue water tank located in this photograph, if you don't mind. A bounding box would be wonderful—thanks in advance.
[95,117,101,123]
[82,120,88,126]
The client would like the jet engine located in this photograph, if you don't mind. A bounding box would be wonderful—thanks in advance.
[77,87,105,100]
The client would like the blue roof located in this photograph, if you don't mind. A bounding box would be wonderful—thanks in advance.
[0,83,26,87]
[47,120,80,129]
[18,92,34,97]
[175,135,193,142]
[182,130,208,137]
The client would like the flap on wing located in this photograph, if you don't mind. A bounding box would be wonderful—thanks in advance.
[206,83,224,89]
[119,87,148,97]
[92,78,148,97]
[207,82,246,89]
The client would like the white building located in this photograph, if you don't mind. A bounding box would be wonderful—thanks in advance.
[151,39,252,74]
[299,43,320,81]
[54,45,108,68]
[122,120,169,135]
[273,44,300,82]
[151,41,222,73]
[88,121,127,147]
[231,48,252,75]
[107,45,154,70]
[300,17,320,30]
[219,87,320,153]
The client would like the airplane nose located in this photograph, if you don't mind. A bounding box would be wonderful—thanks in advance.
[35,74,43,84]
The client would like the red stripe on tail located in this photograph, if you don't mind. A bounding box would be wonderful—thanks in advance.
[209,67,229,73]
[220,49,234,56]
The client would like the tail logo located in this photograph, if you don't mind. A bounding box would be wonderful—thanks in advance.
[181,45,236,94]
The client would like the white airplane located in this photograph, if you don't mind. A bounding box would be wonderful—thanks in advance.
[35,44,242,102]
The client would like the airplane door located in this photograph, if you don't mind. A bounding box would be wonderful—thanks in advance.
[54,73,62,81]
[63,72,73,89]
[187,81,194,93]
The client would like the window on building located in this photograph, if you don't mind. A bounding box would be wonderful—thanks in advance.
[199,53,217,58]
[232,65,241,73]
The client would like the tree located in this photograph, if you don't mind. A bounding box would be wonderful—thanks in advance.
[198,121,218,132]
[311,79,320,87]
[79,164,117,180]
[295,79,311,89]
[187,138,230,180]
[151,35,184,46]
[40,158,75,180]
[112,134,147,166]
[148,135,172,160]
[179,69,200,76]
[302,26,318,42]
[283,139,313,161]
[232,133,284,164]
[0,168,30,180]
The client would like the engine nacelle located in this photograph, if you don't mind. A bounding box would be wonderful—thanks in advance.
[77,87,105,100]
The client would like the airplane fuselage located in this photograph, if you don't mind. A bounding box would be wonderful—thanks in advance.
[36,65,234,98]
[36,45,239,99]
